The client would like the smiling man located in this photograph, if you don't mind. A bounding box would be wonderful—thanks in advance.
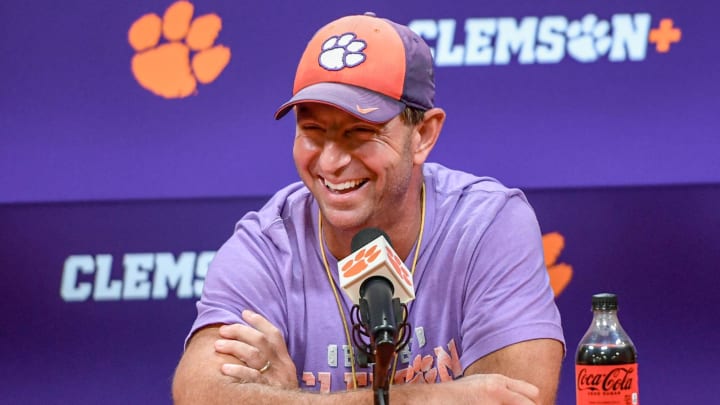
[173,12,564,405]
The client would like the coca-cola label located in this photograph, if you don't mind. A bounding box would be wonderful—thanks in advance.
[575,364,639,405]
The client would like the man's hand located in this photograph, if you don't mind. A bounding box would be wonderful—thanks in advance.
[465,338,563,405]
[213,310,298,389]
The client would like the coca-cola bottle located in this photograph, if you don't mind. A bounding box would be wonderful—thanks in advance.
[575,293,639,405]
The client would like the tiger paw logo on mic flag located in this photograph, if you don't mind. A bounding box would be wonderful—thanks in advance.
[340,242,413,291]
[341,245,381,278]
[338,235,415,304]
[128,0,231,98]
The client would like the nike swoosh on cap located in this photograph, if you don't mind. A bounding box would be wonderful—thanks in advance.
[356,105,379,114]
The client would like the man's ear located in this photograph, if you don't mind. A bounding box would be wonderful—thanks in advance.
[413,108,446,165]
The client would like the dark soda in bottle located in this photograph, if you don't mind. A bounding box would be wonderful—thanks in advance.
[575,293,639,405]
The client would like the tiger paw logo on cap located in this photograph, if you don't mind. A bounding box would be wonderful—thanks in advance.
[319,34,367,71]
[128,0,231,99]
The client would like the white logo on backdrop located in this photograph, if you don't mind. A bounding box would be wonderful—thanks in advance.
[409,13,653,65]
[60,251,214,302]
[566,14,612,62]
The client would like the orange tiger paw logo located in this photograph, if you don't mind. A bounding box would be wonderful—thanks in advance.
[542,232,573,297]
[341,245,381,278]
[128,0,231,98]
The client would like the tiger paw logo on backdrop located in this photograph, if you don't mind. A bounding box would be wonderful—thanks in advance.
[543,232,573,296]
[128,0,231,98]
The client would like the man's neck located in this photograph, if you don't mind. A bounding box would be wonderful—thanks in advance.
[322,181,425,261]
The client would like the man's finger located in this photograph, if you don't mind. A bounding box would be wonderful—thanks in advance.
[505,376,540,402]
[220,362,263,382]
[218,323,259,340]
[242,310,281,337]
[215,337,268,368]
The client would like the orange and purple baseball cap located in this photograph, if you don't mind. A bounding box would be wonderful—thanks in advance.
[274,12,435,123]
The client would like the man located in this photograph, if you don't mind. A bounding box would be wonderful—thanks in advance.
[173,12,564,404]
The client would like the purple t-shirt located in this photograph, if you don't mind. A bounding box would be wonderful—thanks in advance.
[189,162,564,392]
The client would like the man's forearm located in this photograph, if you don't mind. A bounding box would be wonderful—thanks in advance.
[173,379,356,405]
[173,325,546,404]
[173,378,407,405]
[172,372,536,405]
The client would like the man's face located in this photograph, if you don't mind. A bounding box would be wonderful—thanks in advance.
[293,102,417,233]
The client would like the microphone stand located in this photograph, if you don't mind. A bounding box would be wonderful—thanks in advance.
[374,387,389,405]
[351,297,410,405]
[372,340,394,405]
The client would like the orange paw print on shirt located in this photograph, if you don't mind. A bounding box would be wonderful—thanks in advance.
[341,245,381,277]
[128,0,231,98]
[542,232,573,297]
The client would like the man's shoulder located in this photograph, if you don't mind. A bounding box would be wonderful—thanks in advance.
[233,181,314,241]
[423,162,524,201]
[264,181,314,216]
[423,162,534,236]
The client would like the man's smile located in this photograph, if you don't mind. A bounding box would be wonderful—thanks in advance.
[321,177,369,194]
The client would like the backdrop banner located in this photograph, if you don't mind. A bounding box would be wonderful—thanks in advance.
[2,0,717,403]
[2,184,718,404]
[2,0,717,203]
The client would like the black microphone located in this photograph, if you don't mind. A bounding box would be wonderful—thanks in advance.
[339,228,415,404]
[350,228,399,352]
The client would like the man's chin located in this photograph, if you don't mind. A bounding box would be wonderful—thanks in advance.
[319,209,369,233]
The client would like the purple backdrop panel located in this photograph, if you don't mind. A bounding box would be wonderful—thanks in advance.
[1,0,718,203]
[528,184,720,404]
[0,197,267,404]
[1,184,719,403]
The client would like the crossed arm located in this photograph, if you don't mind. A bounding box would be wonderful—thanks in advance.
[172,310,563,405]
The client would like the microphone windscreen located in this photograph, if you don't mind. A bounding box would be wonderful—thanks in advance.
[351,228,392,252]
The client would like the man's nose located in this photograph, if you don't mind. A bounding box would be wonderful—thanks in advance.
[317,140,351,174]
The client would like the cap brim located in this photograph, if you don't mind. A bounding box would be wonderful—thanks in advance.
[274,82,405,124]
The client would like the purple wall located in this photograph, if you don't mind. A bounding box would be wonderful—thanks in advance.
[1,0,718,403]
[1,0,717,203]
[2,185,718,404]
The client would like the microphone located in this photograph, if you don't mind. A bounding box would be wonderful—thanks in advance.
[338,228,415,401]
[338,228,415,405]
[339,229,415,347]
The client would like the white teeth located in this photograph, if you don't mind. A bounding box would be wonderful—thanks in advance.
[324,178,364,191]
